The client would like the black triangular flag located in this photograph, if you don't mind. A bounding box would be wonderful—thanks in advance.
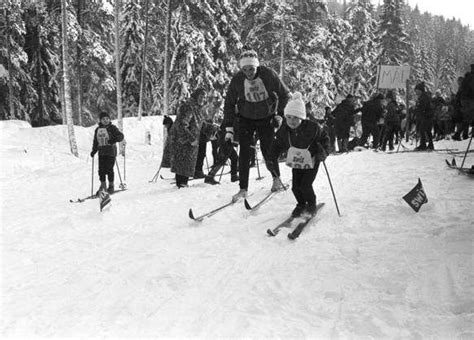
[402,178,428,212]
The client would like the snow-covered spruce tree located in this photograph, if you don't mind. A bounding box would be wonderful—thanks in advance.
[114,0,124,155]
[60,0,78,157]
[346,0,380,100]
[378,0,410,65]
[166,0,242,111]
[121,0,144,118]
[73,0,114,125]
[22,2,62,126]
[321,14,353,100]
[0,1,36,121]
[137,0,150,120]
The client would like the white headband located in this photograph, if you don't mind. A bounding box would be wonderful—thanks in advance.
[239,57,259,68]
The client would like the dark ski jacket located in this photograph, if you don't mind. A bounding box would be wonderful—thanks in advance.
[385,100,401,124]
[223,66,290,128]
[460,71,474,99]
[91,123,124,157]
[360,98,384,125]
[268,120,330,166]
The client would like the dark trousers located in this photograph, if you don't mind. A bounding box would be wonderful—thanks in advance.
[208,140,238,177]
[359,122,380,148]
[292,164,319,206]
[175,174,188,186]
[98,155,115,183]
[238,116,277,190]
[381,122,399,150]
[417,119,434,148]
[195,131,208,173]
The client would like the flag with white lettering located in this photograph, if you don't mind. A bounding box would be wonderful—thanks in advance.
[402,178,428,212]
[99,190,111,212]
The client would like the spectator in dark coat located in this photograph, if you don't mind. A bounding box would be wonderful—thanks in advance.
[459,64,474,139]
[414,82,434,150]
[334,94,356,152]
[162,88,207,188]
[323,106,336,153]
[90,111,125,194]
[452,76,465,140]
[381,92,401,151]
[359,93,384,149]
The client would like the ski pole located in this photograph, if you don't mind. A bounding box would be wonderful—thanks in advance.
[115,159,125,189]
[91,156,95,197]
[255,143,264,180]
[323,160,341,217]
[123,142,126,182]
[218,161,227,182]
[205,155,209,172]
[460,135,473,169]
[149,164,162,183]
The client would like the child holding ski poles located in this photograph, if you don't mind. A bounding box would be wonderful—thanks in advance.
[90,111,124,194]
[265,92,330,217]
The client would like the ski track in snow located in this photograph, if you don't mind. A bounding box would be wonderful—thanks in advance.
[1,118,473,339]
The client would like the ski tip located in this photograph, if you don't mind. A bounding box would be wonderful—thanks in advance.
[244,199,252,210]
[267,229,276,237]
[288,232,296,240]
[188,208,196,220]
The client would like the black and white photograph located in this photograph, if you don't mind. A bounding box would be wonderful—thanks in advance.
[1,0,473,338]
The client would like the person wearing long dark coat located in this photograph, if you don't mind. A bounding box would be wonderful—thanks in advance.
[162,88,207,188]
[333,94,356,152]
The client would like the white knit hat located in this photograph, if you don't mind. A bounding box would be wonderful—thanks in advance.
[284,92,306,120]
[239,50,259,68]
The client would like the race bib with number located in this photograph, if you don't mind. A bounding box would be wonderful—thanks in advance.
[97,128,110,147]
[244,77,269,103]
[285,146,314,169]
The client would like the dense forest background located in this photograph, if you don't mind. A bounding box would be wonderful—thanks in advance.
[1,0,473,127]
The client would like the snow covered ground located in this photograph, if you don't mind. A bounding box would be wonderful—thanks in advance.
[1,117,473,339]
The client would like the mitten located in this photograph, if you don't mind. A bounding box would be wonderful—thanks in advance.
[271,115,283,129]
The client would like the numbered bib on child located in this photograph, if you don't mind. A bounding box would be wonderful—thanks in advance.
[244,77,269,103]
[285,147,315,169]
[97,128,110,147]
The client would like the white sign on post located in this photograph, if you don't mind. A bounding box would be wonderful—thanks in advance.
[376,65,411,89]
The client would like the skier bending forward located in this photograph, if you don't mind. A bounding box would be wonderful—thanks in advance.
[266,92,330,217]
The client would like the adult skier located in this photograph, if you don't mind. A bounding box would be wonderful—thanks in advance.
[222,49,290,202]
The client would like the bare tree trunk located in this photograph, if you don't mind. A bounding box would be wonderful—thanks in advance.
[137,0,150,120]
[61,0,79,157]
[6,7,15,119]
[115,0,124,155]
[279,17,285,81]
[163,0,172,117]
[76,0,83,126]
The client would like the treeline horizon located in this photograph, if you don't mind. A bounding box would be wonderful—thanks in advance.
[1,0,473,127]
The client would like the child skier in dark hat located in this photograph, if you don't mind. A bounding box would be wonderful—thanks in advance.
[90,111,125,194]
[266,92,330,217]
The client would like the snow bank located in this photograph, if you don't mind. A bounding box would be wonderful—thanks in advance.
[1,118,473,339]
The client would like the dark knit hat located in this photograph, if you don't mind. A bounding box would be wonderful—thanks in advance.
[99,111,110,119]
[190,88,206,100]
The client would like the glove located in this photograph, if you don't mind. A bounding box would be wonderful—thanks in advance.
[90,151,96,157]
[271,115,283,129]
[315,143,328,162]
[224,127,234,142]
